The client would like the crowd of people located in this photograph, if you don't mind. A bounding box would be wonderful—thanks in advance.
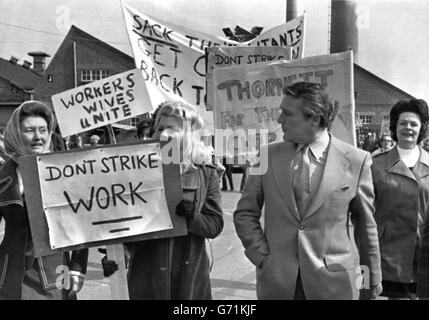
[1,82,429,300]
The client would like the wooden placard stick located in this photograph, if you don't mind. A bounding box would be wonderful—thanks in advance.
[105,124,129,300]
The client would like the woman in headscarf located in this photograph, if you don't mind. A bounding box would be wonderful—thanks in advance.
[0,101,88,300]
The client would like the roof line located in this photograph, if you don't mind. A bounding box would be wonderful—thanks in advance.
[354,63,415,99]
[43,25,134,72]
[0,56,43,77]
[0,74,26,91]
[68,25,134,62]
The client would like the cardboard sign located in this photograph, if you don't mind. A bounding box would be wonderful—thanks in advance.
[19,140,186,256]
[51,68,150,137]
[121,3,305,132]
[211,51,356,148]
[206,46,292,110]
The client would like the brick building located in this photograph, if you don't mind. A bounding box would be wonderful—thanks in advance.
[354,63,415,137]
[33,25,138,144]
[0,55,42,128]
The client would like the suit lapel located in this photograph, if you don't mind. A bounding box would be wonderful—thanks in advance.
[386,147,416,181]
[271,142,301,221]
[303,136,351,220]
[412,147,429,181]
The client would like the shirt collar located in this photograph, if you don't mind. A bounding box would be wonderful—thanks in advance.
[296,130,330,163]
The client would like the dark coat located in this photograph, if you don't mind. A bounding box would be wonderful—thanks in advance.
[127,164,223,300]
[418,216,429,298]
[372,147,429,283]
[0,160,88,300]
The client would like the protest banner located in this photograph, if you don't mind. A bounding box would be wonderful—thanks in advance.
[206,46,292,110]
[210,51,356,160]
[19,140,186,257]
[121,3,305,132]
[51,68,150,137]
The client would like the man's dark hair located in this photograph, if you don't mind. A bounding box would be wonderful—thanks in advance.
[389,99,429,144]
[284,82,337,129]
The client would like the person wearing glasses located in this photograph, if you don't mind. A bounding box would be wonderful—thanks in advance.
[371,134,395,157]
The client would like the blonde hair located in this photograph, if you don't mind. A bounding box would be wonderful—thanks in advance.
[153,101,211,170]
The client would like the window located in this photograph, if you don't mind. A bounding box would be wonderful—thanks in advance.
[101,70,111,78]
[130,117,140,127]
[382,115,390,122]
[360,115,372,124]
[92,70,101,81]
[81,70,91,82]
[81,70,111,82]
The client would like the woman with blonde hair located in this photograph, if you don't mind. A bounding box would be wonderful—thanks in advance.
[152,100,213,166]
[104,100,224,299]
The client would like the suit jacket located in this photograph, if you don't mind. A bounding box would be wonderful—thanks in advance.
[233,135,381,300]
[372,146,429,283]
[0,160,88,300]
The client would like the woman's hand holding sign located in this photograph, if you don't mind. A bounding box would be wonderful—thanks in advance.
[176,199,195,221]
[100,199,196,277]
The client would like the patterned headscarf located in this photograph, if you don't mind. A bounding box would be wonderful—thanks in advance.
[4,101,55,159]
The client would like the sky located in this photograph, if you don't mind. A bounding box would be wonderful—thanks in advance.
[0,0,428,102]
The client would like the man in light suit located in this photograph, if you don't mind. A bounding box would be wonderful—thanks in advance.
[233,82,382,300]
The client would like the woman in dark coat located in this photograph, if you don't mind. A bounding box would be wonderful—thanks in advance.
[371,99,429,299]
[418,216,429,299]
[0,101,88,300]
[124,101,223,299]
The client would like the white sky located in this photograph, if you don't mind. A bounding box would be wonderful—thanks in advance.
[0,0,428,102]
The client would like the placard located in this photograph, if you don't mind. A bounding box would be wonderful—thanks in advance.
[211,51,356,148]
[51,68,150,137]
[206,45,292,110]
[20,140,186,256]
[121,3,305,132]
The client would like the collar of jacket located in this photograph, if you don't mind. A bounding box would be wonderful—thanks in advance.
[385,146,429,181]
[0,159,24,207]
[273,134,352,221]
[181,165,199,188]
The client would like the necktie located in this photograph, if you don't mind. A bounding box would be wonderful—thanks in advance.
[293,145,311,217]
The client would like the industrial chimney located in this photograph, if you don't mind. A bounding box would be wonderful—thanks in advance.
[330,0,358,62]
[28,51,50,74]
[9,56,19,65]
[286,0,297,22]
[22,60,32,69]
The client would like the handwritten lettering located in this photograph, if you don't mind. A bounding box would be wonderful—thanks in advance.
[64,182,147,214]
[217,70,334,101]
